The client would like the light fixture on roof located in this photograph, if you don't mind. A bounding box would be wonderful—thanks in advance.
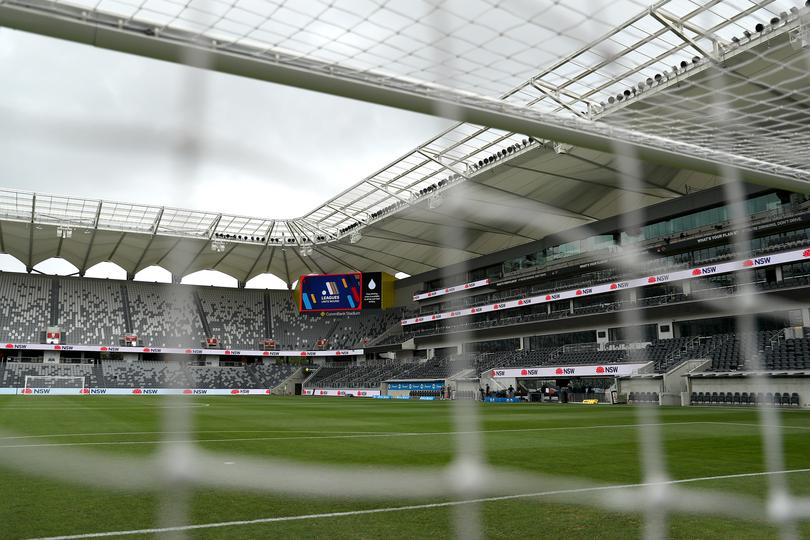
[789,21,810,49]
[211,240,225,252]
[300,246,313,257]
[56,225,72,239]
[350,231,362,244]
[553,142,573,155]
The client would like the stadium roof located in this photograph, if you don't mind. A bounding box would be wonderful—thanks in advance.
[0,0,807,284]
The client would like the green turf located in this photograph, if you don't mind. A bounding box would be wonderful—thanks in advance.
[1,397,809,539]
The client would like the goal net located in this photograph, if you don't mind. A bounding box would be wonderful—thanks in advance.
[24,375,85,389]
[0,0,808,539]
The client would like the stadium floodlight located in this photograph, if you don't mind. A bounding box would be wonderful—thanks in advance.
[789,23,810,49]
[55,225,72,239]
[350,231,362,244]
[211,240,225,252]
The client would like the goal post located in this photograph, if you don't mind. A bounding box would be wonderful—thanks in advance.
[24,375,85,389]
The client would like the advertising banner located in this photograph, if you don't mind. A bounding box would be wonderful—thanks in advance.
[413,278,491,301]
[487,363,649,378]
[0,343,362,357]
[14,388,274,396]
[402,247,810,326]
[361,272,382,309]
[387,381,444,391]
[299,273,363,312]
[301,388,380,397]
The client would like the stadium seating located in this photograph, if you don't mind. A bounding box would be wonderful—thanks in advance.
[1,362,101,388]
[306,363,414,389]
[58,277,126,345]
[0,360,298,389]
[102,360,191,388]
[304,366,346,387]
[0,273,51,342]
[126,283,206,348]
[246,364,299,388]
[690,388,800,407]
[197,288,266,349]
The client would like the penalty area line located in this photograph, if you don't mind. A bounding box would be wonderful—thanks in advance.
[27,468,810,540]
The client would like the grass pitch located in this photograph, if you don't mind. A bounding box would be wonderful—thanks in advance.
[1,396,810,539]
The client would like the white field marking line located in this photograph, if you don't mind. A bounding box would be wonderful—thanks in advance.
[0,421,780,449]
[0,420,772,442]
[0,430,412,441]
[27,468,810,540]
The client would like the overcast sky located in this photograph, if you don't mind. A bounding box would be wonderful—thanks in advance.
[0,28,452,285]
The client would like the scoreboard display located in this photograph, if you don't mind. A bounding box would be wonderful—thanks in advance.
[298,272,393,312]
[299,273,363,312]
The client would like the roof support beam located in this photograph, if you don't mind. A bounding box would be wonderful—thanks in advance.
[655,7,730,46]
[294,219,336,242]
[132,208,164,274]
[311,246,361,272]
[470,182,598,221]
[281,248,292,288]
[290,244,317,275]
[362,227,483,255]
[529,82,589,119]
[507,160,683,198]
[155,238,183,269]
[27,194,36,272]
[79,201,103,276]
[243,226,275,283]
[649,9,715,60]
[206,214,222,238]
[178,240,213,277]
[331,242,438,272]
[417,149,469,179]
[211,243,239,271]
[132,235,158,275]
[322,244,402,274]
[107,232,127,264]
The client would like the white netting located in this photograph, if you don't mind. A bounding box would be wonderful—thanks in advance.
[0,0,807,242]
[0,1,809,539]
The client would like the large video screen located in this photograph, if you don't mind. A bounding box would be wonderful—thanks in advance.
[299,273,363,312]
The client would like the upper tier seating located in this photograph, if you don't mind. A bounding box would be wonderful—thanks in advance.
[58,278,125,345]
[0,273,51,342]
[197,288,265,349]
[126,283,207,348]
